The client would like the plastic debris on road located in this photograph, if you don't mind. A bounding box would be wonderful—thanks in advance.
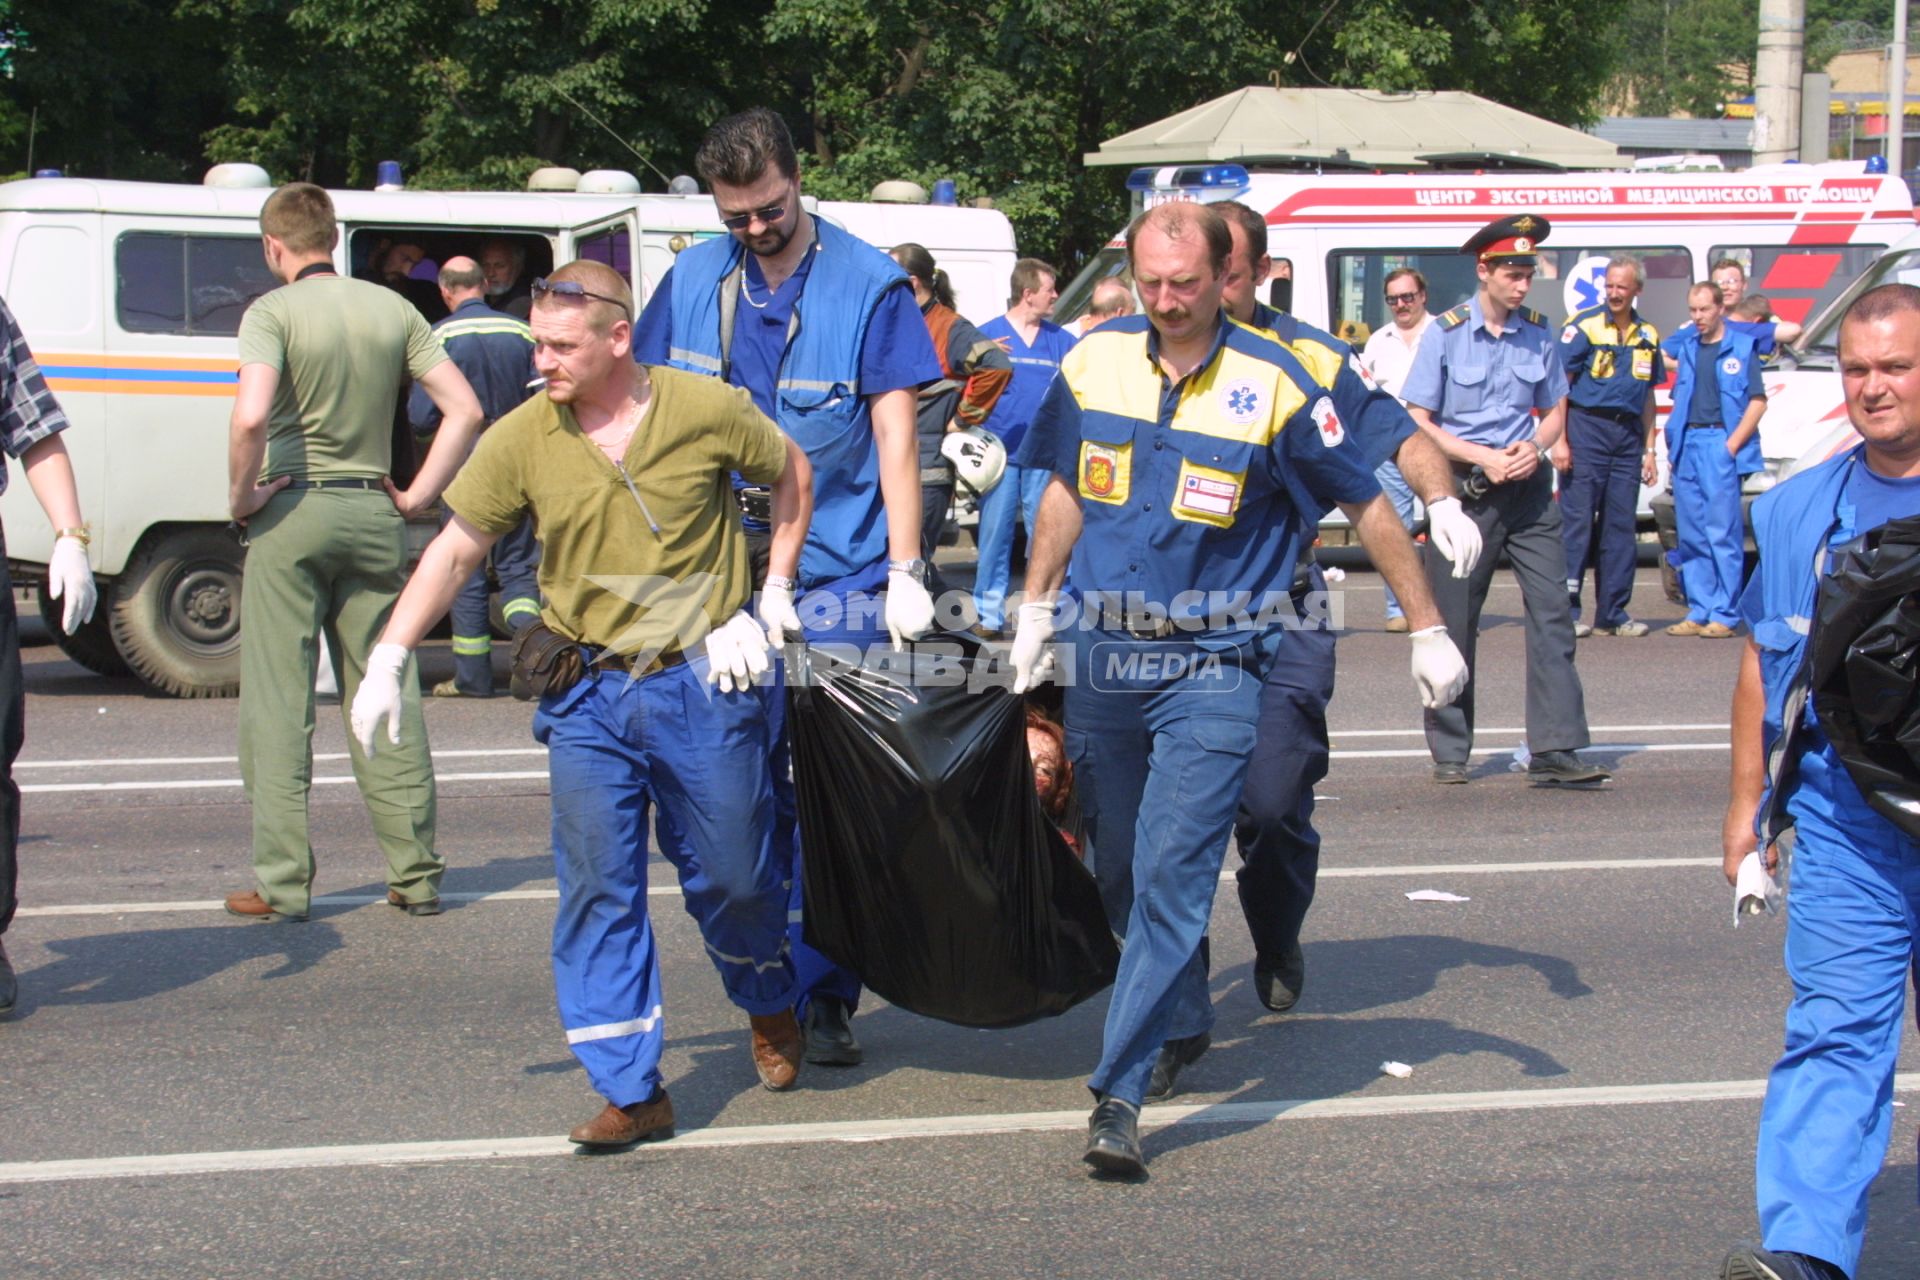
[1405,889,1470,903]
[1381,1061,1414,1078]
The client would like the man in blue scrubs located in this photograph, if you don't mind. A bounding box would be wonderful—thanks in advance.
[1719,283,1920,1280]
[633,108,941,1067]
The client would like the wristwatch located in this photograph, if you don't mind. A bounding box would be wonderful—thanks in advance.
[887,557,928,584]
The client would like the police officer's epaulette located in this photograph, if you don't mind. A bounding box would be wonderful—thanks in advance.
[1519,306,1545,327]
[1437,304,1470,330]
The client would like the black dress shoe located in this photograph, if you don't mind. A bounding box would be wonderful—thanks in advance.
[0,938,15,1014]
[1431,761,1469,784]
[1527,750,1611,786]
[1720,1246,1847,1280]
[1083,1096,1145,1177]
[803,995,863,1066]
[1145,1032,1211,1101]
[1254,941,1305,1012]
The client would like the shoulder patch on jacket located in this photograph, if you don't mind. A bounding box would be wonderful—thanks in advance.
[1519,306,1544,327]
[1438,304,1469,330]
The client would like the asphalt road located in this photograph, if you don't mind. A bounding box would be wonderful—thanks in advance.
[4,568,1917,1280]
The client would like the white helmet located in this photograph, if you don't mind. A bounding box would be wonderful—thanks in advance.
[940,425,1007,496]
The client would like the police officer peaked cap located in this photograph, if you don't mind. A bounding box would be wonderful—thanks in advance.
[1463,214,1551,266]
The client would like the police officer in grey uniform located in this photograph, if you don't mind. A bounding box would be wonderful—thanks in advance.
[1400,215,1609,786]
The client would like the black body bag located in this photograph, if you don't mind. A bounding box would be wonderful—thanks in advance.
[1809,511,1920,839]
[786,635,1119,1028]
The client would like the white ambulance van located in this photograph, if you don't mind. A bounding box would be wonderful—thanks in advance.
[1059,162,1916,537]
[0,169,1016,696]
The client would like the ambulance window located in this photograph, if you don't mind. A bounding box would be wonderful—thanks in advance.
[576,226,632,277]
[1530,247,1692,337]
[116,233,276,336]
[10,226,93,336]
[1708,244,1886,330]
[1328,250,1480,343]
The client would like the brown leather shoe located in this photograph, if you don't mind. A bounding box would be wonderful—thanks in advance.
[223,890,307,923]
[568,1091,675,1148]
[749,1009,804,1091]
[386,889,442,916]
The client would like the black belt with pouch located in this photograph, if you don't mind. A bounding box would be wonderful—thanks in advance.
[736,485,773,524]
[509,624,586,702]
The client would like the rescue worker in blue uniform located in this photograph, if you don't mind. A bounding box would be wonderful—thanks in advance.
[1139,200,1484,1100]
[1402,214,1610,786]
[406,255,542,696]
[1661,279,1767,639]
[1009,201,1468,1177]
[632,108,941,1067]
[1717,283,1920,1280]
[1558,256,1662,640]
[353,260,814,1148]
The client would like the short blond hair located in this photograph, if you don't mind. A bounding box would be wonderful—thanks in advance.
[538,259,634,334]
[260,183,336,255]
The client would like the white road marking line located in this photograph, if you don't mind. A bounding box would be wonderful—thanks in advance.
[21,770,549,794]
[4,1074,1911,1186]
[1329,724,1729,739]
[20,742,1731,793]
[12,857,1721,919]
[16,747,544,769]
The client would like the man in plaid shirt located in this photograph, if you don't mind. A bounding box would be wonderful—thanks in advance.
[0,295,99,1016]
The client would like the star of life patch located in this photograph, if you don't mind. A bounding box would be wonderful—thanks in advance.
[1220,378,1262,424]
[1721,356,1741,376]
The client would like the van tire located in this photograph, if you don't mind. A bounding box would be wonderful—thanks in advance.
[109,527,244,698]
[36,588,133,677]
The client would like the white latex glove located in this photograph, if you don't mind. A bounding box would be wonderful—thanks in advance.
[350,642,410,757]
[704,610,771,694]
[1424,497,1482,579]
[1010,600,1057,694]
[1409,625,1469,709]
[758,581,801,648]
[46,535,96,634]
[885,570,935,651]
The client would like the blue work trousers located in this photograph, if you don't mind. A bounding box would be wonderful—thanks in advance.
[972,463,1050,630]
[1671,428,1745,628]
[759,556,894,1016]
[1560,406,1644,629]
[534,662,795,1108]
[1756,743,1920,1278]
[1066,625,1279,1105]
[446,510,541,695]
[1375,462,1418,620]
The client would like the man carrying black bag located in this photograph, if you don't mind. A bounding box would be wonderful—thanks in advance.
[1719,283,1920,1280]
[350,261,817,1149]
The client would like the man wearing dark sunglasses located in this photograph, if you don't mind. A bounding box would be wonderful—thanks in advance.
[634,107,942,1070]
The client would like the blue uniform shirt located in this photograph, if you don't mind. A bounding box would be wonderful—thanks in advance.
[1016,314,1380,632]
[407,297,535,432]
[1402,296,1565,448]
[1560,305,1663,416]
[978,315,1076,455]
[633,244,935,420]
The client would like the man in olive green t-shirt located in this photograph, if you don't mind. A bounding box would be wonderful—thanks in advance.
[350,260,816,1149]
[224,182,484,925]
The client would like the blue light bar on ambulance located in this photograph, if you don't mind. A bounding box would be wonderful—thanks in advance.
[1125,164,1250,192]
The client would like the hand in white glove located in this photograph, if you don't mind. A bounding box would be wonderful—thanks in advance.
[1424,497,1482,580]
[758,580,801,649]
[46,534,96,635]
[1009,600,1057,695]
[1409,625,1469,709]
[350,642,410,757]
[704,610,771,694]
[885,569,935,651]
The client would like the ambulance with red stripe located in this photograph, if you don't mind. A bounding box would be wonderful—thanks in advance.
[0,168,1015,695]
[1059,162,1915,541]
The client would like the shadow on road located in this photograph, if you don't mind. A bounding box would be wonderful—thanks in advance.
[10,921,344,1016]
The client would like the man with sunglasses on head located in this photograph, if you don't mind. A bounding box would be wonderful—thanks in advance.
[353,260,817,1146]
[634,107,942,1069]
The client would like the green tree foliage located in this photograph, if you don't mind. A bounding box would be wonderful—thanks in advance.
[0,0,1626,264]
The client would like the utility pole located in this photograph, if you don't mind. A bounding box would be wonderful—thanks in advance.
[1754,0,1806,164]
[1892,0,1911,175]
